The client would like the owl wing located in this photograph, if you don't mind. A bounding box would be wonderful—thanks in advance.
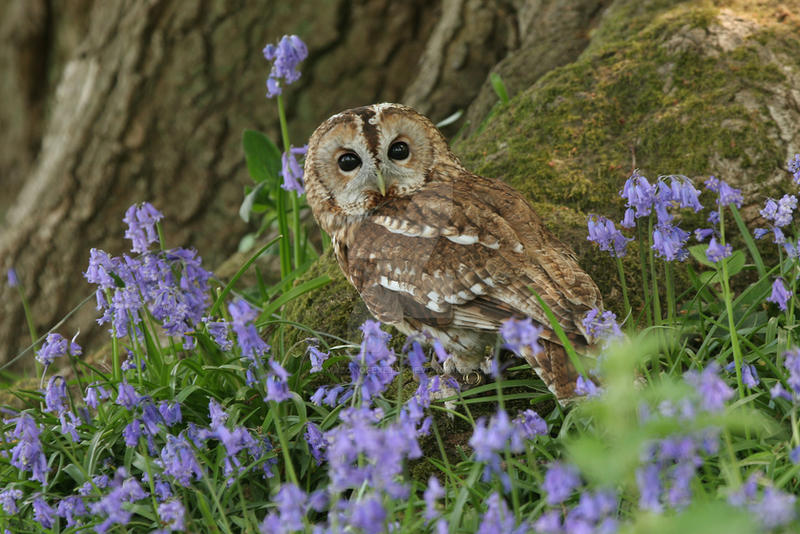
[342,172,601,343]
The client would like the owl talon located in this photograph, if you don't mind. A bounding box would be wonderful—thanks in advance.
[462,370,485,388]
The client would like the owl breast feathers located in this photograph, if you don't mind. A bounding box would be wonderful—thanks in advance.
[303,103,602,400]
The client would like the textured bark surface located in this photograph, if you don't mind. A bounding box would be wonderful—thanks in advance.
[461,0,609,134]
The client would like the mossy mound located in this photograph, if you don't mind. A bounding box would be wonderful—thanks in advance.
[282,247,371,355]
[454,0,799,312]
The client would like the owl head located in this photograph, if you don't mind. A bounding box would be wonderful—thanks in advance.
[303,103,458,235]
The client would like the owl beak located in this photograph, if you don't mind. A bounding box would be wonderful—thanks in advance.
[375,169,387,196]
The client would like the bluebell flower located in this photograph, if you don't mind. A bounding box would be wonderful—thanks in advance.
[790,446,800,465]
[60,411,81,442]
[621,207,636,229]
[229,298,270,362]
[85,238,212,343]
[89,470,148,533]
[755,488,797,528]
[694,228,714,242]
[543,462,581,505]
[582,308,623,341]
[6,268,18,288]
[57,495,87,528]
[783,348,800,395]
[141,401,164,436]
[636,462,663,512]
[407,340,427,377]
[262,35,308,98]
[620,171,655,217]
[534,510,562,534]
[514,409,548,439]
[204,318,232,350]
[729,474,796,529]
[652,224,690,261]
[683,363,733,413]
[569,489,618,524]
[158,500,185,531]
[500,317,543,355]
[767,277,791,311]
[36,332,81,366]
[346,495,387,534]
[789,154,800,185]
[668,175,703,212]
[305,421,326,465]
[477,492,528,534]
[725,361,760,388]
[575,375,601,397]
[0,488,22,514]
[123,419,142,447]
[771,382,792,401]
[654,180,674,225]
[33,496,55,529]
[432,339,450,363]
[325,406,420,498]
[587,215,632,257]
[207,397,228,428]
[158,433,204,487]
[85,248,119,290]
[274,484,307,531]
[470,409,525,488]
[9,414,48,484]
[116,381,143,410]
[761,195,797,227]
[424,477,445,521]
[159,401,182,426]
[308,343,330,373]
[349,320,397,403]
[265,358,292,402]
[44,376,69,414]
[705,236,732,263]
[281,145,308,194]
[704,176,742,208]
[123,202,163,253]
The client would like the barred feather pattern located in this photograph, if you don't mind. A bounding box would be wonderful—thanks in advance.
[304,103,602,400]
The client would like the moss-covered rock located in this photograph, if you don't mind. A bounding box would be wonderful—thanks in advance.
[286,0,800,342]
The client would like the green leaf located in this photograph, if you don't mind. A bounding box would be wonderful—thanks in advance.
[490,73,509,104]
[239,182,267,223]
[689,244,715,268]
[690,245,745,277]
[730,204,766,278]
[257,275,332,322]
[725,250,746,277]
[242,129,282,185]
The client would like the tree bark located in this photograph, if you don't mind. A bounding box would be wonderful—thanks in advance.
[0,0,448,366]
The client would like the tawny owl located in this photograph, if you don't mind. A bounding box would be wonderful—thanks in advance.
[303,103,602,400]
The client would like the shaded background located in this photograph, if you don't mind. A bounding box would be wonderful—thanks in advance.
[2,0,799,367]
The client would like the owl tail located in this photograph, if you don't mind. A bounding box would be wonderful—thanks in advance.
[521,338,591,402]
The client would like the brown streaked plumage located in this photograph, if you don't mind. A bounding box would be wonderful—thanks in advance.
[303,103,602,400]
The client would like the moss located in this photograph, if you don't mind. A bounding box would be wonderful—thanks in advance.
[282,247,368,353]
[453,2,796,312]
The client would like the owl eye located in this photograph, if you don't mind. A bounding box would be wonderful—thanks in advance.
[388,141,410,161]
[337,152,361,172]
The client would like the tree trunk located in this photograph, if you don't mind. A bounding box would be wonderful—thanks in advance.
[0,0,447,366]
